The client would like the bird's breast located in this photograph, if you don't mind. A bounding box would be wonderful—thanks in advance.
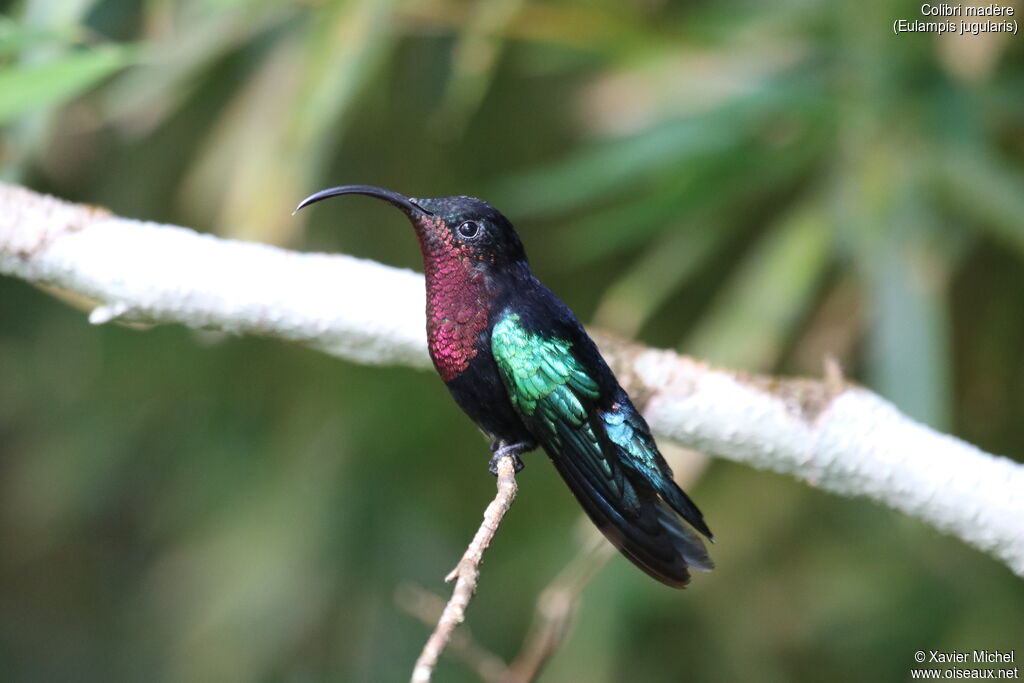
[424,260,490,382]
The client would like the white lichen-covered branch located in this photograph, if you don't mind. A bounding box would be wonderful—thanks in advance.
[2,182,1022,577]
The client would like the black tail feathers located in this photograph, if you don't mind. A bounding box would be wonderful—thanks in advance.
[550,451,713,588]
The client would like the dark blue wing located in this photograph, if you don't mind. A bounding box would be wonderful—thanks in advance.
[492,310,712,587]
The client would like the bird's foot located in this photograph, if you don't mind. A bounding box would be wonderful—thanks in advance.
[488,441,534,475]
[489,451,524,475]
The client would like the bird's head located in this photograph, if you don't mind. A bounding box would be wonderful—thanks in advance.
[295,185,528,273]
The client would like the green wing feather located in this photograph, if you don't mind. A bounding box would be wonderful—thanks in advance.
[492,311,711,586]
[491,311,632,505]
[491,313,599,414]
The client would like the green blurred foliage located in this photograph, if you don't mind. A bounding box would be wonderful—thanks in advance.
[1,0,1022,681]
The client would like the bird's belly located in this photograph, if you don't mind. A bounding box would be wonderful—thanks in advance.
[444,353,533,446]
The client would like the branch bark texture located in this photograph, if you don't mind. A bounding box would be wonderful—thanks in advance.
[2,182,1022,577]
[412,454,519,682]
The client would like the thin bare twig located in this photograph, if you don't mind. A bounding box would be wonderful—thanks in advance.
[503,447,711,682]
[503,533,615,683]
[396,583,508,683]
[411,454,519,682]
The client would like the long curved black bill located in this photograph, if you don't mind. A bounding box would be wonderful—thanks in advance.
[293,185,430,217]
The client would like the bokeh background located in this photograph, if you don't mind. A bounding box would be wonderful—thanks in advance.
[1,0,1023,681]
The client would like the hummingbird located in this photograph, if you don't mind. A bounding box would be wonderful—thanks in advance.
[296,185,713,587]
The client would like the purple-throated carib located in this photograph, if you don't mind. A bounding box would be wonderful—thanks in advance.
[296,185,713,587]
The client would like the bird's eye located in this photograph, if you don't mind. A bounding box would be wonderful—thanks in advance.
[457,221,481,239]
